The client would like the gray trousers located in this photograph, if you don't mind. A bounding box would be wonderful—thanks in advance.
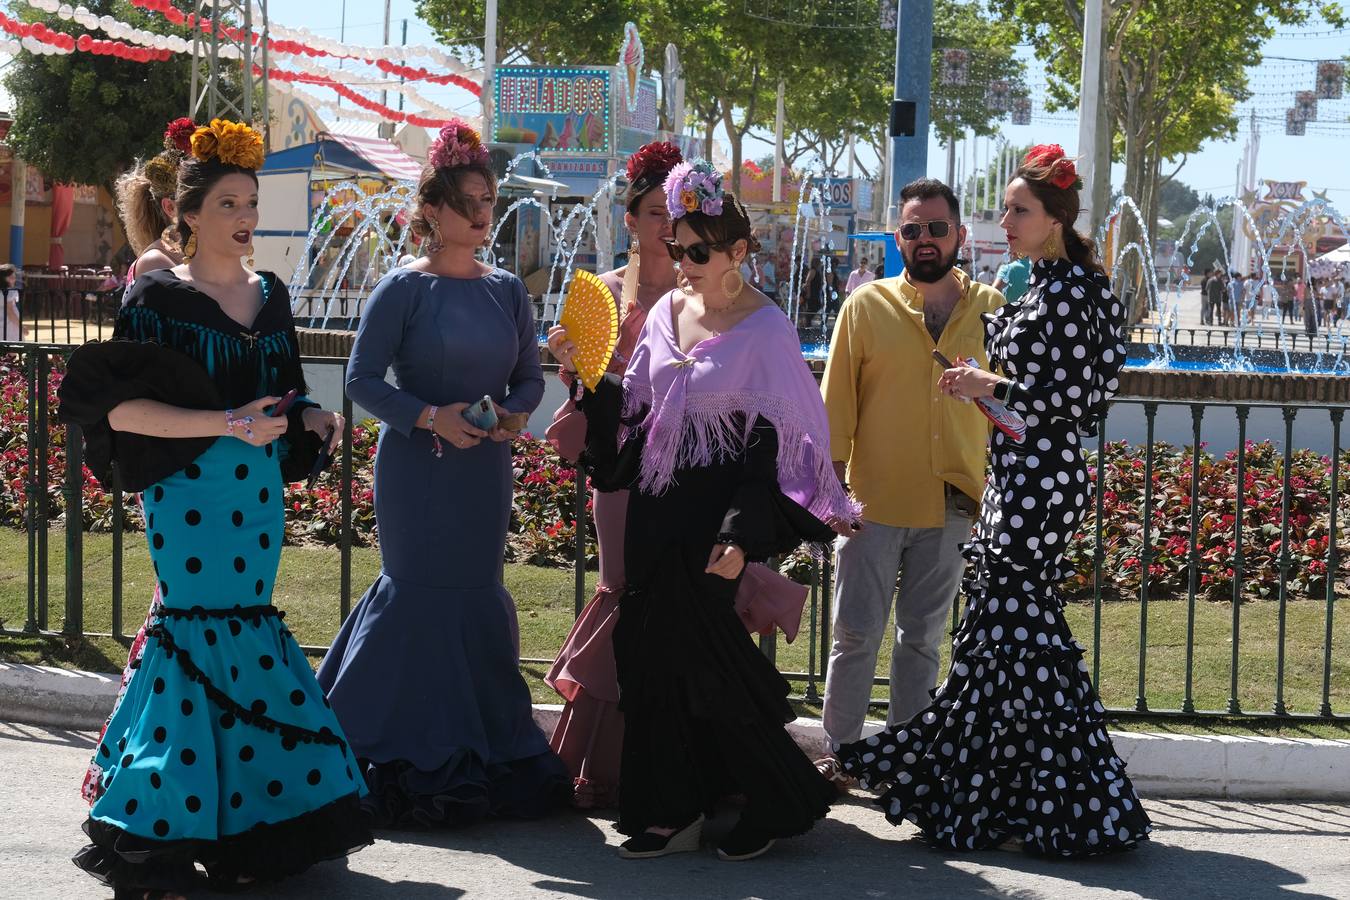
[822,495,974,750]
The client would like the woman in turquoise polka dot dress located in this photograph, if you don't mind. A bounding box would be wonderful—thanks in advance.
[58,120,370,898]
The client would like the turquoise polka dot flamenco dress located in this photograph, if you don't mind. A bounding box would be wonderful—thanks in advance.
[59,269,371,896]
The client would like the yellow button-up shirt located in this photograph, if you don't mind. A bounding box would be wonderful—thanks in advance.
[821,268,1005,528]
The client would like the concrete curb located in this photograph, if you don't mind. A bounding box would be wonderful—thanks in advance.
[5,662,1348,800]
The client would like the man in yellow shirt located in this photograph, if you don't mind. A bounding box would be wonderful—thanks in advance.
[816,178,1004,780]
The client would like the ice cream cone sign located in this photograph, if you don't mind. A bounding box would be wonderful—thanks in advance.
[619,21,644,113]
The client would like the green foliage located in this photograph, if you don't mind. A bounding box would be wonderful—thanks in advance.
[3,0,193,188]
[417,1,1020,184]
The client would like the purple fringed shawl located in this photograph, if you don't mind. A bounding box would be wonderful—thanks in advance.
[622,292,861,524]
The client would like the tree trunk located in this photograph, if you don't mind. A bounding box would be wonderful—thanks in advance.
[721,98,743,197]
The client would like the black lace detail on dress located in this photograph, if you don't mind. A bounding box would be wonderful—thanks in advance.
[147,622,345,753]
[157,604,282,624]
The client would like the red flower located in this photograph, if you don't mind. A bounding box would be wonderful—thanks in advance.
[1048,158,1079,190]
[1024,143,1066,168]
[626,140,683,185]
[164,117,197,153]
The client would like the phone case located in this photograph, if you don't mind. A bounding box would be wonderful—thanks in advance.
[499,411,528,432]
[462,395,499,431]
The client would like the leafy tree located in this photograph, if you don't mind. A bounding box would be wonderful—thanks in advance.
[4,1,194,189]
[993,0,1343,241]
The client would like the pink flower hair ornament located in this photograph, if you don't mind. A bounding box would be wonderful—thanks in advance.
[663,159,724,220]
[429,118,491,171]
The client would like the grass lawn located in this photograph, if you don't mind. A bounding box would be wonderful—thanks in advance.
[2,529,1347,737]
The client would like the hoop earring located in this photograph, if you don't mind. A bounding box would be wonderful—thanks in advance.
[424,218,444,255]
[722,266,745,299]
[676,267,693,295]
[1042,234,1059,260]
[244,243,254,269]
[183,227,198,260]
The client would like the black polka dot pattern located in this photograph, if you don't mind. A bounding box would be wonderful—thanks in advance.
[232,510,244,527]
[839,259,1150,858]
[186,557,202,574]
[235,464,250,480]
[185,509,201,526]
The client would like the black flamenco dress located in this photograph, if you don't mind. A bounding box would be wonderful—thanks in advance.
[58,269,370,895]
[839,257,1153,856]
[579,374,837,838]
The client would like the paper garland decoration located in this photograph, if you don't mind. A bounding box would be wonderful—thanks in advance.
[559,270,620,391]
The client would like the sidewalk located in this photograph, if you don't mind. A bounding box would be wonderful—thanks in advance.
[3,661,1350,801]
[3,722,1348,899]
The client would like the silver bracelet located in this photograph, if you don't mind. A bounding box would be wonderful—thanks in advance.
[426,405,443,458]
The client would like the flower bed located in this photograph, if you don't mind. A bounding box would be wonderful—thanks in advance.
[2,353,1343,601]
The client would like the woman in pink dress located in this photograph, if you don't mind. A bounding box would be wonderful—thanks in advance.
[544,142,684,808]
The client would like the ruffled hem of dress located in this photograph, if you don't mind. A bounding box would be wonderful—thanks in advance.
[358,751,570,829]
[866,761,1151,857]
[73,792,371,892]
[544,585,623,704]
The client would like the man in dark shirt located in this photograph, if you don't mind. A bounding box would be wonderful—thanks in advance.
[1204,268,1227,327]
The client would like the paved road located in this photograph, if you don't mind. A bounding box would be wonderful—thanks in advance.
[3,721,1348,900]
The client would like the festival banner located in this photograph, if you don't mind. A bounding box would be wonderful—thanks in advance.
[1316,61,1344,100]
[1285,109,1306,136]
[1295,91,1318,122]
[939,49,969,85]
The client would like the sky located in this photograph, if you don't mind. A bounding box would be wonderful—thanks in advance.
[33,0,1350,213]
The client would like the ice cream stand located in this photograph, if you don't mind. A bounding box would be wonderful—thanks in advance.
[489,24,700,281]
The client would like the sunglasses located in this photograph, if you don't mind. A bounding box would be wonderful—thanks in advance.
[898,220,953,241]
[665,240,733,265]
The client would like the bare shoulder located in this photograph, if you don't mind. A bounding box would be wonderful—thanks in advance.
[136,248,178,276]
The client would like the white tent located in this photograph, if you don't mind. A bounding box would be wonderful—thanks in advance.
[1315,243,1350,265]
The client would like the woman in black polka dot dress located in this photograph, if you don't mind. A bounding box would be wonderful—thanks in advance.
[837,145,1152,856]
[59,123,370,898]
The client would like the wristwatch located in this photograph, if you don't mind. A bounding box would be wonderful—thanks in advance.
[992,379,1016,404]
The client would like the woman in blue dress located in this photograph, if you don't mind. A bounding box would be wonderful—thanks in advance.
[317,119,567,827]
[59,120,370,898]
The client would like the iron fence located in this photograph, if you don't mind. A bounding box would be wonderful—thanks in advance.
[1,341,1346,723]
[1128,323,1350,355]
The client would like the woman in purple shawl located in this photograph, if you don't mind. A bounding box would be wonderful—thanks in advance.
[551,160,859,862]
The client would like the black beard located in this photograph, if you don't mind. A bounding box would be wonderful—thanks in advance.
[901,244,958,283]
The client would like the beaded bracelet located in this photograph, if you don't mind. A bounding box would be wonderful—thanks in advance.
[426,405,444,458]
[225,410,255,441]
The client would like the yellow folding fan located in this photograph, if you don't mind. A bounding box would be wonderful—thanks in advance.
[560,269,620,390]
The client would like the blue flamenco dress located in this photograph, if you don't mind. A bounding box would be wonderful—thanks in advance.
[317,268,568,827]
[59,269,371,895]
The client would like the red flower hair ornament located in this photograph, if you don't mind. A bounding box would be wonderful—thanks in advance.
[626,140,683,185]
[163,117,198,154]
[1023,143,1083,191]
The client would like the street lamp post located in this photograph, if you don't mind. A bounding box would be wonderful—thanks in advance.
[887,0,933,227]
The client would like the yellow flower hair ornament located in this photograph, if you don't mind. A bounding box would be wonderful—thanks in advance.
[190,119,265,171]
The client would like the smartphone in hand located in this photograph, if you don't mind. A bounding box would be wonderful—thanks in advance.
[931,350,1027,444]
[269,389,300,418]
[461,395,499,431]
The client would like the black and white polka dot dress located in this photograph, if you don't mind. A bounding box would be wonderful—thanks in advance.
[838,257,1152,856]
